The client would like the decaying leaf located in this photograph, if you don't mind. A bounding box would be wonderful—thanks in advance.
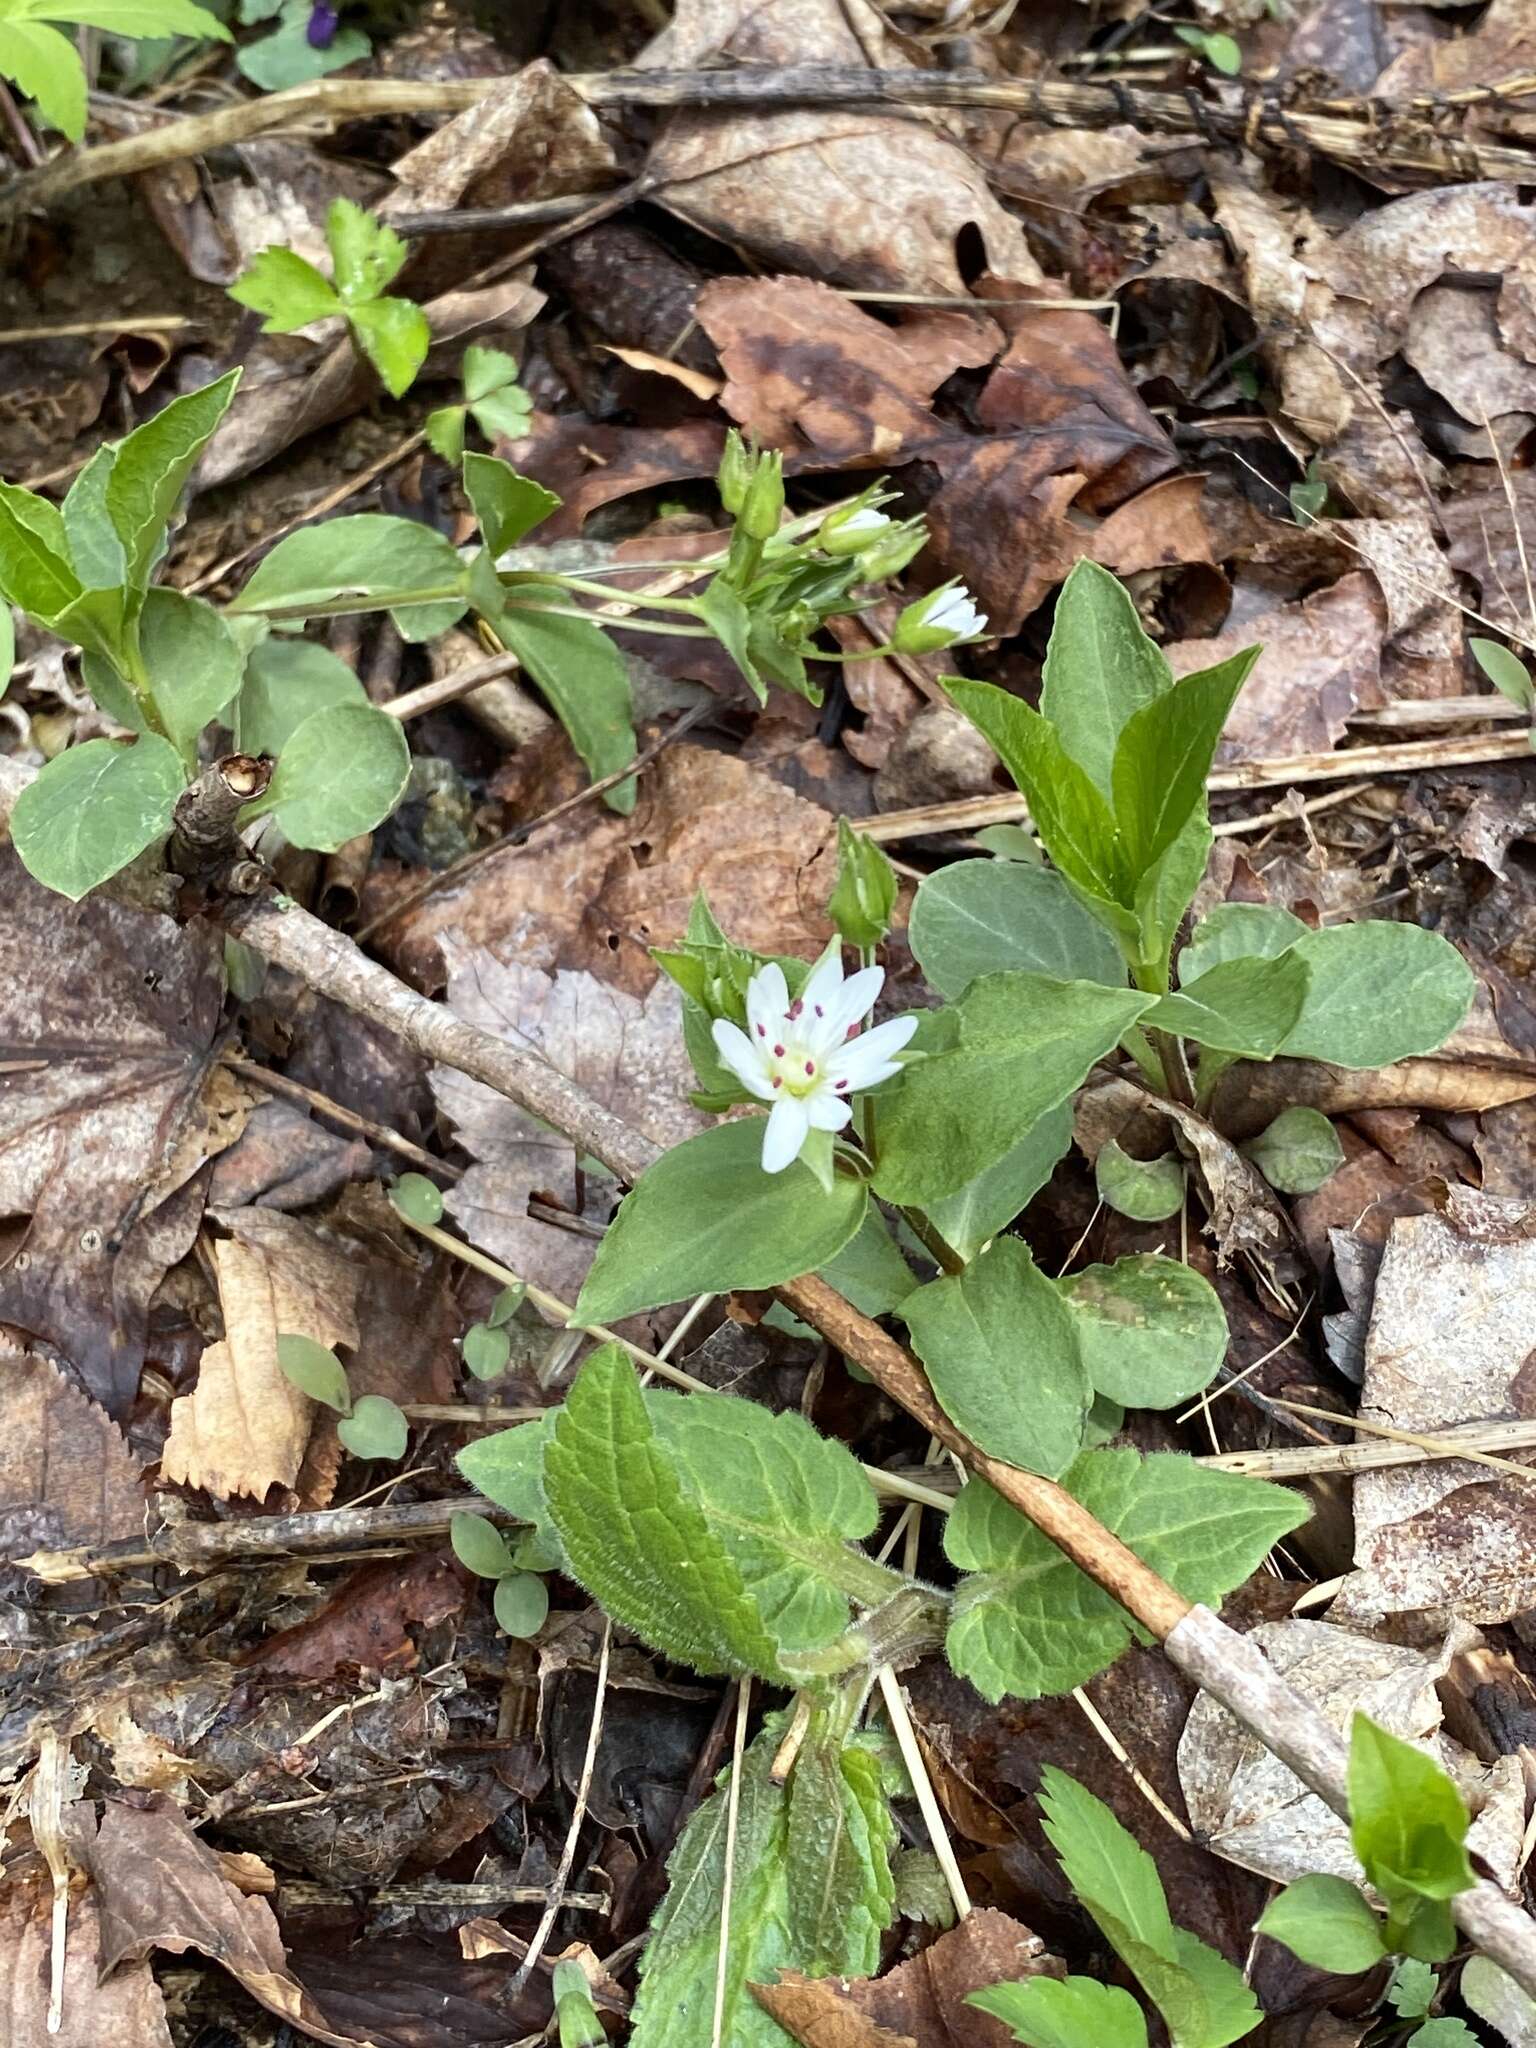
[161,1209,361,1501]
[0,1877,171,2048]
[753,1909,1062,2048]
[0,1349,144,1570]
[1178,1617,1524,1892]
[1334,1187,1536,1625]
[86,1794,372,2047]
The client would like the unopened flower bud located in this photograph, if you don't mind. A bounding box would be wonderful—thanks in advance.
[854,517,927,583]
[818,504,892,557]
[891,580,987,654]
[717,428,751,516]
[740,447,785,541]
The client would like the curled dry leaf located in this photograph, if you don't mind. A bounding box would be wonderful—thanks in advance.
[161,1209,361,1502]
[87,1794,372,2048]
[1334,1187,1536,1626]
[753,1908,1063,2048]
[0,847,233,1415]
[638,0,1040,296]
[1178,1617,1525,1891]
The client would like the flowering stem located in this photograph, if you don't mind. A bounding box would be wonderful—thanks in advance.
[508,603,718,638]
[520,572,706,615]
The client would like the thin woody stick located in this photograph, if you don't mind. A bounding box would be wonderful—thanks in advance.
[1,755,1534,1993]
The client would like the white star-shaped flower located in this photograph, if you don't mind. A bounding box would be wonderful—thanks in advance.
[711,950,919,1174]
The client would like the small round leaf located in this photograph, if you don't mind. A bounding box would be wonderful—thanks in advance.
[336,1394,408,1461]
[493,1571,550,1638]
[11,734,184,901]
[275,1333,351,1412]
[450,1511,515,1579]
[391,1173,444,1226]
[486,1284,526,1329]
[258,700,411,852]
[1244,1106,1345,1195]
[1094,1139,1185,1222]
[463,1322,512,1380]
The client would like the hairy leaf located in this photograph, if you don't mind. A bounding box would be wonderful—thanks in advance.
[946,1450,1307,1703]
[785,1720,895,1974]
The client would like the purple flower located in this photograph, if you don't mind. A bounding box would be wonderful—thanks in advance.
[306,2,340,47]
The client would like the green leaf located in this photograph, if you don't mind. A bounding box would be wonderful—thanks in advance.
[911,859,1126,999]
[137,588,245,760]
[1409,2024,1479,2048]
[1111,649,1258,883]
[471,384,535,443]
[348,296,431,399]
[0,20,85,139]
[104,370,240,592]
[254,699,410,851]
[698,572,765,702]
[1095,1140,1185,1223]
[1180,903,1310,983]
[326,195,408,303]
[945,1449,1307,1704]
[31,0,231,34]
[1244,1106,1343,1194]
[463,1322,512,1379]
[573,1117,867,1325]
[1142,949,1310,1057]
[974,823,1042,861]
[61,445,126,588]
[233,514,466,641]
[1059,1256,1226,1410]
[227,246,341,332]
[1040,559,1173,798]
[1349,1715,1474,1959]
[494,1571,549,1637]
[274,1333,351,1412]
[337,1393,407,1460]
[0,602,12,701]
[1039,1768,1261,2048]
[785,1716,896,1975]
[1470,637,1534,711]
[902,1237,1090,1479]
[450,1510,516,1578]
[487,1284,525,1328]
[10,734,184,900]
[425,405,466,463]
[1256,1874,1387,1973]
[1389,1960,1437,2020]
[817,1209,917,1317]
[235,14,369,87]
[1281,923,1475,1068]
[872,972,1154,1206]
[463,453,560,556]
[945,679,1123,904]
[927,1100,1073,1264]
[491,603,638,813]
[0,478,82,621]
[541,1346,789,1680]
[971,1976,1149,2048]
[463,345,521,403]
[390,1172,444,1225]
[458,1418,553,1528]
[1134,809,1213,979]
[827,815,898,950]
[234,636,368,758]
[631,1725,800,2048]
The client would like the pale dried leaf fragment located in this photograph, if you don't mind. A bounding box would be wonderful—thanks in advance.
[0,1350,145,1568]
[0,1879,171,2048]
[162,1211,361,1500]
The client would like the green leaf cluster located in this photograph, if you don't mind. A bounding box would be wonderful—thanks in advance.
[0,0,229,142]
[426,346,534,463]
[448,1511,549,1638]
[229,198,430,398]
[274,1333,409,1462]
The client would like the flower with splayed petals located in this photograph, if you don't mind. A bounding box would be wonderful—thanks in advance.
[892,580,987,654]
[711,951,918,1174]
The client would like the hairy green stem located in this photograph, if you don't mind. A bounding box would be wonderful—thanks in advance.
[900,1207,966,1276]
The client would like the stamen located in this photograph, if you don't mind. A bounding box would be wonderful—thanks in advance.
[756,1023,765,1037]
[788,1000,803,1020]
[773,1044,785,1057]
[814,1004,823,1017]
[772,1076,782,1089]
[805,1060,815,1076]
[835,1079,849,1090]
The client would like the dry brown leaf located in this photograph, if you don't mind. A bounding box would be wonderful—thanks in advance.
[87,1794,372,2048]
[754,1909,1061,2048]
[1178,1617,1525,1891]
[0,1877,171,2048]
[0,846,232,1414]
[385,60,617,220]
[638,0,1039,295]
[1333,1187,1536,1626]
[1442,466,1536,640]
[161,1210,361,1501]
[599,345,723,402]
[0,1350,144,1568]
[1168,572,1387,761]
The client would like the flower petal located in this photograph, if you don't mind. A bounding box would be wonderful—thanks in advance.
[798,943,846,1022]
[712,1018,776,1100]
[822,964,884,1042]
[828,1012,918,1090]
[761,1095,811,1173]
[746,960,790,1042]
[806,1091,853,1133]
